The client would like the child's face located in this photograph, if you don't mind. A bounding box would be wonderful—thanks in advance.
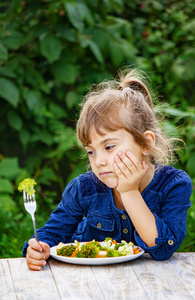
[84,126,144,189]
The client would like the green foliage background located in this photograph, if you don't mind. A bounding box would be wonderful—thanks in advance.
[0,0,194,258]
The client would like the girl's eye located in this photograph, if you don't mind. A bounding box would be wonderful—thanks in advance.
[106,145,115,150]
[87,150,94,156]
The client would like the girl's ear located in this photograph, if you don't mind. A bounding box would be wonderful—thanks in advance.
[143,130,155,154]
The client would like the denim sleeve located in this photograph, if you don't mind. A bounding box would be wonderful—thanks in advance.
[22,177,84,257]
[134,171,192,261]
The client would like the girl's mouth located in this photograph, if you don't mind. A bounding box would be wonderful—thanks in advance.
[99,171,113,177]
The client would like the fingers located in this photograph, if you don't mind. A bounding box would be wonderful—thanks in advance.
[26,252,47,271]
[28,238,43,252]
[113,151,148,193]
[39,241,50,256]
[26,239,50,271]
[114,151,142,176]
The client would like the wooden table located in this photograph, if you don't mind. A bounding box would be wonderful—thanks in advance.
[1,253,195,300]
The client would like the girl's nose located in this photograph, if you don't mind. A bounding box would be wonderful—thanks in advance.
[95,155,107,167]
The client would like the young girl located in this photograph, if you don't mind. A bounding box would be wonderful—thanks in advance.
[23,69,192,270]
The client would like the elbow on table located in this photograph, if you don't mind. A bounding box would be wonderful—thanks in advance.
[148,247,176,261]
[151,253,174,261]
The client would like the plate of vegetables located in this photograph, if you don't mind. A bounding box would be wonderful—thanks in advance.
[50,238,144,265]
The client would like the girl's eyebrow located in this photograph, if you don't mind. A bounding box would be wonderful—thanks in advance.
[100,138,119,144]
[84,138,119,147]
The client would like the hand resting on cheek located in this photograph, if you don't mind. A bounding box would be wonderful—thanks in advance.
[113,150,148,194]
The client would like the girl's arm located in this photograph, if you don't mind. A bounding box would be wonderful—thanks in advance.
[113,150,158,247]
[22,177,84,257]
[114,151,192,260]
[120,190,158,247]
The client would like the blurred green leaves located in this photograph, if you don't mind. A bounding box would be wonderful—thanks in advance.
[0,179,13,194]
[7,110,23,131]
[0,43,8,61]
[0,78,19,107]
[51,61,79,83]
[0,158,21,179]
[64,2,94,31]
[40,33,62,63]
[2,29,24,50]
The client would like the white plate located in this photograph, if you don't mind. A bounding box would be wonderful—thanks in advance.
[50,243,145,265]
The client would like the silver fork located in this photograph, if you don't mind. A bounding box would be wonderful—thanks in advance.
[23,190,39,242]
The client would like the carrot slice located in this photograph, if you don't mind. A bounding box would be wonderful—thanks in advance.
[71,248,79,257]
[133,247,140,254]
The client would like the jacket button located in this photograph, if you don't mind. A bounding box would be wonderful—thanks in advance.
[168,240,174,245]
[97,223,102,228]
[123,228,128,233]
[122,215,127,219]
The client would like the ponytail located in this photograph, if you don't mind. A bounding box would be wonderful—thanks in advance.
[117,69,153,109]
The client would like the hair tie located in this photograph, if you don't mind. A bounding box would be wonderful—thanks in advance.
[122,86,146,103]
[122,87,134,95]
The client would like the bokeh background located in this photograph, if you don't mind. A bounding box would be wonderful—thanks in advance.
[0,0,194,257]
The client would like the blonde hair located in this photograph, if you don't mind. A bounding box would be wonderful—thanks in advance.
[76,68,176,165]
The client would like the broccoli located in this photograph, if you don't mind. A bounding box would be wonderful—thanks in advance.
[57,244,76,257]
[18,178,37,196]
[114,242,126,251]
[75,242,101,258]
[107,250,123,257]
[89,240,100,248]
[105,237,113,242]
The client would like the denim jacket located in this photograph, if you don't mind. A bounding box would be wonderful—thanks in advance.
[22,165,192,260]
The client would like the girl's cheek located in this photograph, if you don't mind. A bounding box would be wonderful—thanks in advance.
[111,154,116,165]
[88,159,94,170]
